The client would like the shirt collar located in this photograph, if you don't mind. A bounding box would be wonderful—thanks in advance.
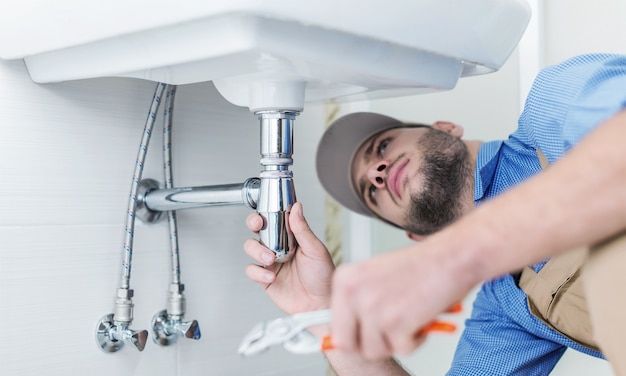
[474,140,503,203]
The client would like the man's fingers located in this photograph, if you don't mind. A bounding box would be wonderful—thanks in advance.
[359,319,390,360]
[396,331,427,355]
[245,264,276,286]
[243,238,276,266]
[289,202,327,257]
[246,212,264,233]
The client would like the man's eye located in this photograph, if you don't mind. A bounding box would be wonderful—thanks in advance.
[377,138,390,156]
[368,185,377,202]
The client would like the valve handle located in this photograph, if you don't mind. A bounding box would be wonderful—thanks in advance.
[179,319,201,340]
[151,310,202,346]
[127,329,149,351]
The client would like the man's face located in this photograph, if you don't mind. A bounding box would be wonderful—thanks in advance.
[351,126,473,236]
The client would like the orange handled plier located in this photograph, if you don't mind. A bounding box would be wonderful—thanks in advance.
[238,303,461,356]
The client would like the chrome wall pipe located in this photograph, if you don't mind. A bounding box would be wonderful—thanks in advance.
[137,178,261,224]
[141,178,260,212]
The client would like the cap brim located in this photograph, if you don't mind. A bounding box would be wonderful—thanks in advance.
[316,112,402,217]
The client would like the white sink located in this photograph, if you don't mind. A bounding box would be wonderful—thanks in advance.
[0,0,530,111]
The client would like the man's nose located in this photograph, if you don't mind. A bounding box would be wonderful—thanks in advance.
[367,161,388,188]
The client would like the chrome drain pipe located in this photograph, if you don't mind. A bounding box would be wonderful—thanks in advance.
[255,110,298,263]
[139,178,260,213]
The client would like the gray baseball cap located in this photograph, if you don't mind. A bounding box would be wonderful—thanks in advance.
[315,112,403,217]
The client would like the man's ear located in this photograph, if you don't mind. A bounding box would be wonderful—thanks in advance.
[433,121,464,138]
[406,231,425,242]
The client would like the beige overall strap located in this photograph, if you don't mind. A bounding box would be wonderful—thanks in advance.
[584,231,626,374]
[517,148,553,309]
[518,246,590,315]
[517,148,598,351]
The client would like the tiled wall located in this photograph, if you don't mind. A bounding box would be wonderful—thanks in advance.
[0,58,328,375]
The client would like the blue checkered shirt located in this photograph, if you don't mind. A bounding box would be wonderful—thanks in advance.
[448,53,626,375]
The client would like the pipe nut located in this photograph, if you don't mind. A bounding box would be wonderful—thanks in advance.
[116,288,134,299]
[169,283,185,293]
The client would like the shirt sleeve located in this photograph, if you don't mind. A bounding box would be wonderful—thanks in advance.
[519,53,626,163]
[447,284,566,376]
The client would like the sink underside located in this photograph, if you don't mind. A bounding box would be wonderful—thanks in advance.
[0,0,531,110]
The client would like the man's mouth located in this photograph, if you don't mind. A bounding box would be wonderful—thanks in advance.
[387,160,408,200]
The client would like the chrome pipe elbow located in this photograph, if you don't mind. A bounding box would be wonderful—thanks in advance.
[151,283,201,346]
[257,171,296,262]
[95,288,149,352]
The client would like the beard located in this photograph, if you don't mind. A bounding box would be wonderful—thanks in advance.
[404,128,473,236]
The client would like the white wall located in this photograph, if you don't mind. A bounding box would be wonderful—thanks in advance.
[0,58,328,375]
[543,0,626,65]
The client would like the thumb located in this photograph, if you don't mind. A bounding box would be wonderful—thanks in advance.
[290,202,327,256]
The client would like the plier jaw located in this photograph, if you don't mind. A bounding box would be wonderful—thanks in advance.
[238,310,333,357]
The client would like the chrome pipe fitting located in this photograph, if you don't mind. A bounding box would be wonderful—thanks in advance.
[136,178,164,223]
[113,288,135,324]
[137,178,261,223]
[167,283,186,316]
[151,310,201,346]
[255,110,298,262]
[151,283,201,346]
[96,314,149,352]
[96,289,149,352]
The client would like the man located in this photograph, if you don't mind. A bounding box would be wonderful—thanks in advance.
[244,53,626,374]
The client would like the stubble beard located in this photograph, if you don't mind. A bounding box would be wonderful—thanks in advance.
[404,128,473,236]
